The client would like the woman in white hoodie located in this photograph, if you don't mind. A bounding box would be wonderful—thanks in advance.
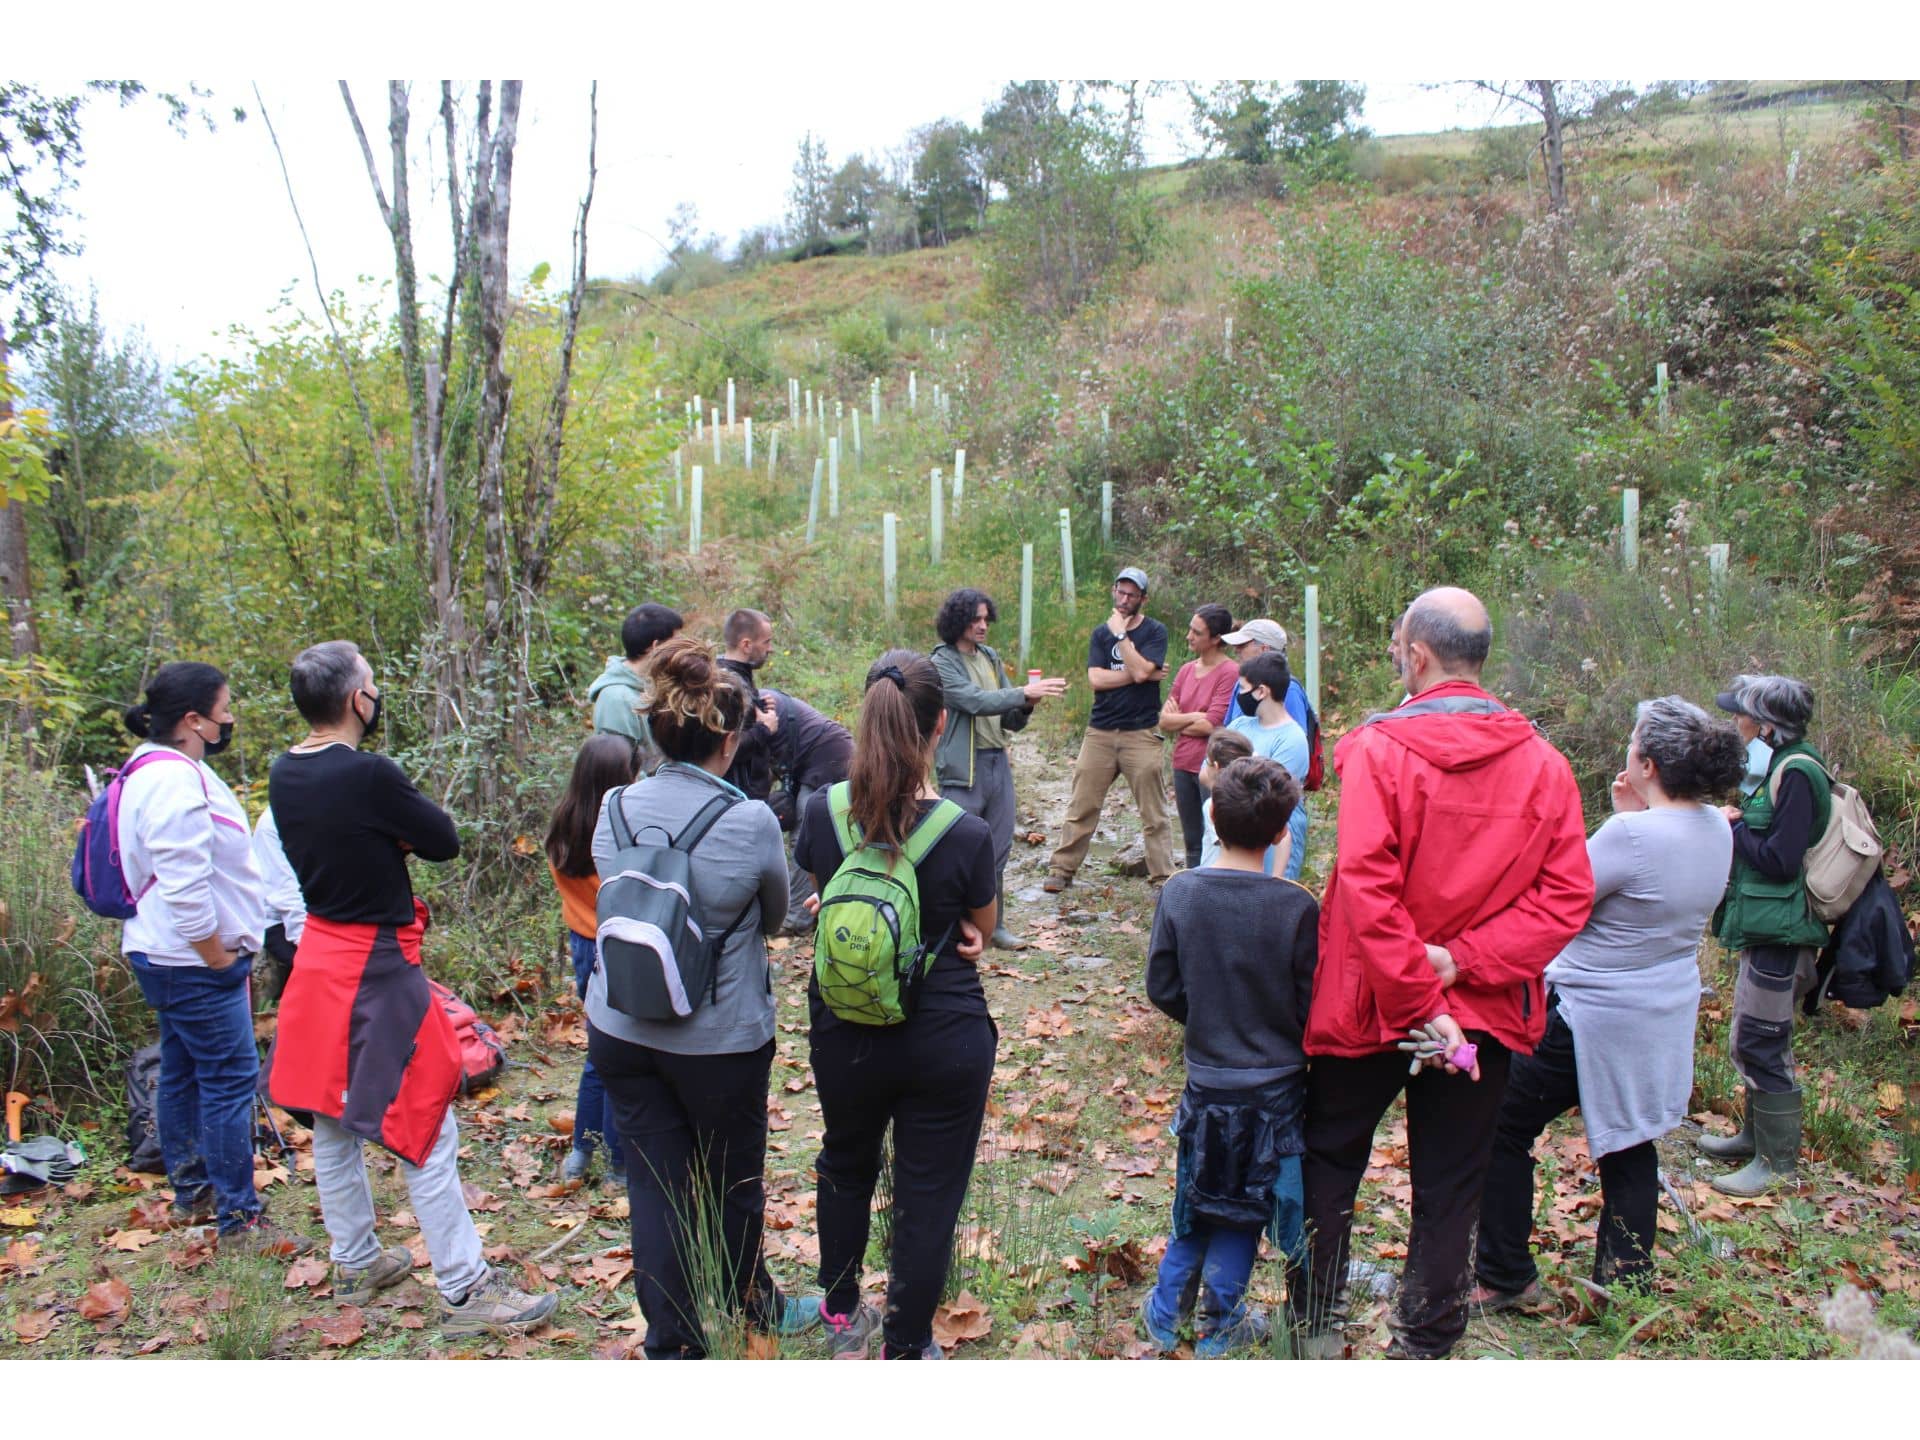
[117,661,309,1256]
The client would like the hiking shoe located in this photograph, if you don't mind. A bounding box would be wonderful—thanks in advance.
[221,1215,315,1259]
[335,1245,414,1305]
[440,1269,559,1337]
[772,1293,826,1337]
[1140,1295,1182,1355]
[1286,1329,1350,1360]
[882,1338,944,1359]
[990,925,1030,951]
[562,1149,592,1184]
[819,1302,883,1358]
[168,1193,217,1229]
[1195,1307,1270,1358]
[1042,874,1070,894]
[1469,1279,1548,1315]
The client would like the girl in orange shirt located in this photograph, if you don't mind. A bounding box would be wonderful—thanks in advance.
[546,734,640,1185]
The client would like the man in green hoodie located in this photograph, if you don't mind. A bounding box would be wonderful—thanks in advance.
[588,603,683,772]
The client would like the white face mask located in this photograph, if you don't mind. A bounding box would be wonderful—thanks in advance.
[1739,736,1773,797]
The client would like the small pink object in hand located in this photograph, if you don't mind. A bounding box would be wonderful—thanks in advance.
[1447,1042,1478,1072]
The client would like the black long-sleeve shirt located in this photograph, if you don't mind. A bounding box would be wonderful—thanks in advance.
[1146,868,1319,1086]
[1733,767,1816,881]
[268,745,459,925]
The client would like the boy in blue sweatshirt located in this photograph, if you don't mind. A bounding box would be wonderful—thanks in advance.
[1142,756,1319,1356]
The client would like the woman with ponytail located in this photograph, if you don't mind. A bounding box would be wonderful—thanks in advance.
[115,662,307,1255]
[792,649,1000,1358]
[584,636,812,1358]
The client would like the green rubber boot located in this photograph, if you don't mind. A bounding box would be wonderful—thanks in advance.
[1697,1089,1755,1161]
[1710,1088,1801,1197]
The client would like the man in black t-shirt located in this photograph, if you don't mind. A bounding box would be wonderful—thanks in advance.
[1045,566,1176,891]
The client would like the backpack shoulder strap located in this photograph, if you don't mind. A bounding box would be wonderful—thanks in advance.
[1767,753,1830,802]
[827,781,860,855]
[672,792,741,855]
[900,798,967,867]
[605,785,636,851]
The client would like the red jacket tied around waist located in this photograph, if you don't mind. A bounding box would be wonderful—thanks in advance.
[266,898,463,1166]
[1305,680,1596,1058]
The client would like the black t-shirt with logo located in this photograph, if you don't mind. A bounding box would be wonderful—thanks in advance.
[1086,616,1170,731]
[794,790,995,1023]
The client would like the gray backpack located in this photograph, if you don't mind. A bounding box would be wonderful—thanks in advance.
[595,787,753,1022]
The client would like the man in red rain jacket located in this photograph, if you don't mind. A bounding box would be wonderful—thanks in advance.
[1286,588,1593,1360]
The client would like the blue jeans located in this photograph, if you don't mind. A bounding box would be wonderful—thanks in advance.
[570,933,623,1173]
[128,952,261,1234]
[1147,1222,1260,1336]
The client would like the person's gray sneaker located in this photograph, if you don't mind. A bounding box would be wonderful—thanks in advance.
[439,1268,559,1337]
[821,1302,882,1358]
[562,1149,591,1184]
[336,1245,414,1305]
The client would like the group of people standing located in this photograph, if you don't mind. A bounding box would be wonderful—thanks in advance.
[106,561,1869,1361]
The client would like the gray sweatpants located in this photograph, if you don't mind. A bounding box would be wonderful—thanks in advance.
[1730,944,1819,1094]
[311,1108,486,1301]
[941,746,1016,893]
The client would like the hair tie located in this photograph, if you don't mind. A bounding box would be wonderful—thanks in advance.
[870,665,908,692]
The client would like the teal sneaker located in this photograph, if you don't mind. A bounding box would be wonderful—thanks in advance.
[1139,1294,1182,1355]
[1195,1307,1270,1359]
[775,1293,828,1337]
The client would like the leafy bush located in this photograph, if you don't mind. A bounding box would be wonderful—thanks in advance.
[828,308,892,381]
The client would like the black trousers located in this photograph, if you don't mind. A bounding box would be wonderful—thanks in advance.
[1173,767,1207,870]
[1474,1007,1658,1294]
[1285,1036,1511,1359]
[588,1025,780,1359]
[811,1008,996,1356]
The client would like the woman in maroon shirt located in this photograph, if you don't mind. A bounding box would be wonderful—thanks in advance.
[1159,604,1240,870]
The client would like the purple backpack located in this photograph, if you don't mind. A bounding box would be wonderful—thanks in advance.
[70,751,228,919]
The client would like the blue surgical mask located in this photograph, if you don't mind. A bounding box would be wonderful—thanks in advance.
[1739,736,1773,797]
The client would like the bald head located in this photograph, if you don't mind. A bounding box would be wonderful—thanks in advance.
[1401,586,1491,692]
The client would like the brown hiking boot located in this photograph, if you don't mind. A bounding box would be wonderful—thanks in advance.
[221,1215,316,1259]
[336,1245,414,1305]
[439,1268,559,1337]
[1042,874,1070,894]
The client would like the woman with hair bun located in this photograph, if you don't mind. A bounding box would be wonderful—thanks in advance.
[115,662,308,1255]
[585,636,812,1358]
[1473,696,1747,1306]
[792,649,1000,1358]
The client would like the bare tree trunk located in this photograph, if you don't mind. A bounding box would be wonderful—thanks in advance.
[0,322,40,748]
[1533,80,1568,214]
[522,83,597,603]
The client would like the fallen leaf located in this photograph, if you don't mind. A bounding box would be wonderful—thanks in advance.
[1876,1083,1905,1118]
[0,1206,39,1227]
[548,1113,576,1136]
[107,1228,163,1253]
[393,1312,426,1329]
[77,1277,132,1324]
[931,1290,992,1348]
[1025,1005,1074,1039]
[318,1305,366,1348]
[461,1183,506,1212]
[252,1163,290,1189]
[137,1332,174,1355]
[284,1255,331,1289]
[13,1309,57,1343]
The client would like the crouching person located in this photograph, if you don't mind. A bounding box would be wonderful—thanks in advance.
[265,640,557,1336]
[1141,757,1318,1356]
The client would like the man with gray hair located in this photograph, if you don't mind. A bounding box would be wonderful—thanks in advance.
[1701,673,1829,1195]
[1287,587,1593,1359]
[1222,617,1314,736]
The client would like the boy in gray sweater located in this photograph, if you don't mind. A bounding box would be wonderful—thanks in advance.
[1142,757,1318,1357]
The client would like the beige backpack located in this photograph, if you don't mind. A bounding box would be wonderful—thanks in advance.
[1768,756,1882,923]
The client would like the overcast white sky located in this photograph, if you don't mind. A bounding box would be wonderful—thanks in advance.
[24,0,1910,367]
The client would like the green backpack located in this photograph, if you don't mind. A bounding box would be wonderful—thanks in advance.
[813,781,965,1025]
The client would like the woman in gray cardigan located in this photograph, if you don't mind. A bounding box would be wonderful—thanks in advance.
[931,588,1066,950]
[585,637,812,1358]
[1472,696,1746,1305]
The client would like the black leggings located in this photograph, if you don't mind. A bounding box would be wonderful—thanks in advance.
[1474,1006,1658,1294]
[1173,767,1207,870]
[589,1026,781,1359]
[811,1009,996,1356]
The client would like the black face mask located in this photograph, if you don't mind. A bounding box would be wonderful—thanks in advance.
[1236,687,1264,718]
[201,719,235,754]
[358,690,383,737]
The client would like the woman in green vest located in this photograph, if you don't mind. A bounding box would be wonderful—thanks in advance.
[1700,674,1831,1196]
